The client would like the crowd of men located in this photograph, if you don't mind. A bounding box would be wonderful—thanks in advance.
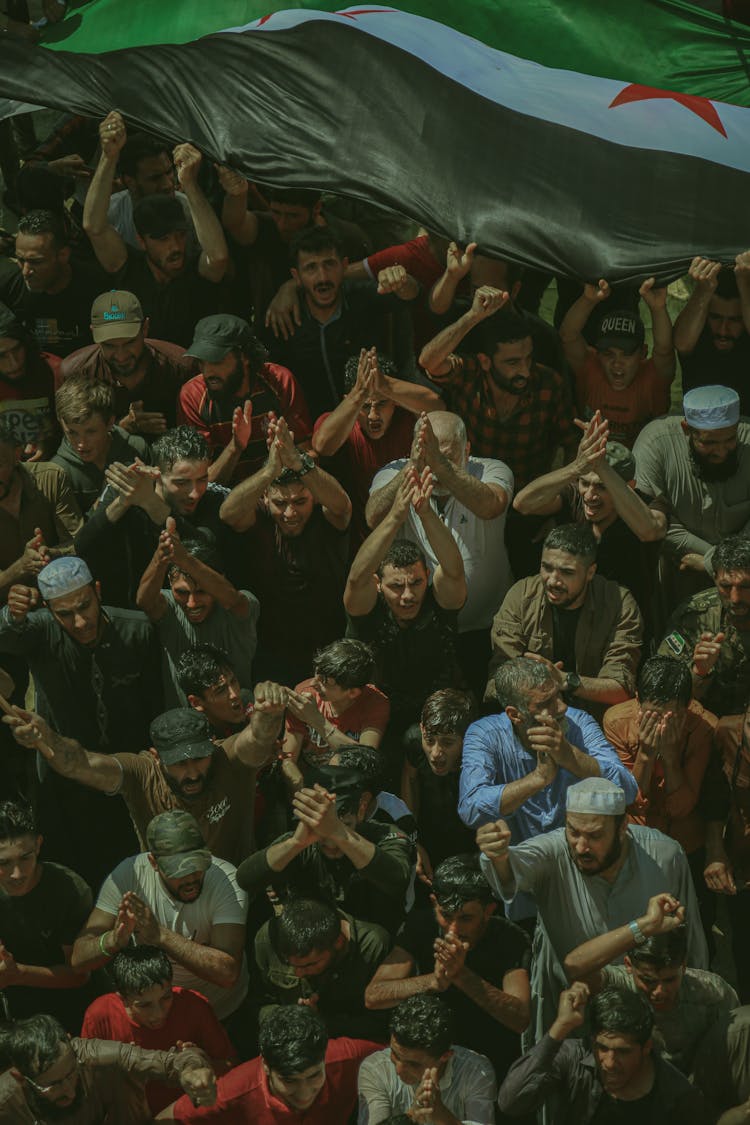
[1,95,750,1124]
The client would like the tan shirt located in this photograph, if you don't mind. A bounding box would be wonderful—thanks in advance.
[0,462,82,574]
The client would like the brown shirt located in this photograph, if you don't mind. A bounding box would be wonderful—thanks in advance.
[112,743,257,866]
[603,698,717,854]
[713,715,750,882]
[0,462,82,576]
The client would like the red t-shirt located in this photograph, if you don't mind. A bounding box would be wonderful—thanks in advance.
[286,677,391,766]
[313,406,414,521]
[574,350,671,448]
[80,987,236,1114]
[0,351,60,453]
[170,1036,381,1124]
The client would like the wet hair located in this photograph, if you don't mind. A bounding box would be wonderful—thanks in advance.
[715,266,740,301]
[290,225,344,266]
[493,656,555,716]
[331,744,384,793]
[589,987,654,1046]
[167,533,224,582]
[152,425,210,473]
[421,689,477,738]
[431,853,495,913]
[543,522,598,564]
[176,643,234,698]
[342,351,398,394]
[390,995,453,1058]
[270,899,341,960]
[0,1014,68,1078]
[377,540,428,579]
[628,926,688,971]
[714,535,750,577]
[110,945,173,997]
[474,306,533,355]
[118,133,171,179]
[258,1004,328,1076]
[266,185,322,209]
[0,800,38,843]
[55,375,115,425]
[0,418,21,451]
[312,638,375,689]
[636,656,692,708]
[17,208,68,248]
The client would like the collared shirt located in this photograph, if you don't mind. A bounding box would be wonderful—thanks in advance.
[357,1045,496,1124]
[0,462,81,572]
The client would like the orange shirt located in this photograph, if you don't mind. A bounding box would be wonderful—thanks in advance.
[575,350,671,448]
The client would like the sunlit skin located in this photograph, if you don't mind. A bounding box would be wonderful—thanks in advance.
[377,562,429,625]
[190,671,245,727]
[479,336,534,396]
[201,351,248,399]
[389,1036,450,1088]
[60,413,114,469]
[685,423,738,464]
[20,1044,81,1110]
[565,812,627,877]
[266,483,315,537]
[292,249,348,320]
[98,331,147,381]
[707,295,745,351]
[433,898,495,949]
[624,956,685,1014]
[0,336,26,381]
[268,201,318,243]
[420,729,463,776]
[0,833,42,897]
[47,584,103,648]
[593,1032,651,1096]
[15,232,71,294]
[540,547,596,610]
[265,1060,327,1111]
[596,345,645,391]
[124,153,175,200]
[715,568,750,631]
[139,230,187,279]
[169,572,215,625]
[149,749,214,801]
[157,458,210,516]
[122,981,175,1030]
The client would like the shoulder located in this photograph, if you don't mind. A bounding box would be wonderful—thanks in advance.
[629,824,685,861]
[106,606,156,636]
[326,1035,383,1066]
[41,861,92,900]
[464,712,511,745]
[371,459,406,490]
[467,455,514,485]
[633,415,682,450]
[21,460,70,492]
[682,968,738,1007]
[260,361,300,392]
[666,590,721,633]
[179,373,207,398]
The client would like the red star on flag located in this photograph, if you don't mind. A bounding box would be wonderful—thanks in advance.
[609,84,727,137]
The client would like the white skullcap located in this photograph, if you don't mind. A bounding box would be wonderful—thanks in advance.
[37,557,94,602]
[566,777,626,816]
[683,385,740,431]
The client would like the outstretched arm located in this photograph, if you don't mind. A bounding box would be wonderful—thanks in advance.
[558,279,610,376]
[673,256,721,354]
[82,111,128,273]
[174,144,229,283]
[419,287,509,377]
[563,892,684,984]
[3,708,121,792]
[639,277,675,380]
[344,471,414,615]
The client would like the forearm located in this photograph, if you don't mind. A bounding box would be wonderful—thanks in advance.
[705,819,729,863]
[312,395,363,457]
[71,928,121,971]
[649,306,675,371]
[500,773,547,815]
[266,836,308,873]
[384,375,444,414]
[304,465,351,519]
[419,310,480,376]
[718,1104,750,1125]
[348,510,404,587]
[83,151,117,235]
[0,560,23,597]
[555,743,601,779]
[564,911,659,980]
[181,557,245,612]
[182,182,229,274]
[221,187,250,239]
[454,967,529,1034]
[437,461,507,519]
[228,709,283,768]
[632,751,656,795]
[12,962,89,990]
[366,971,441,1009]
[661,757,687,797]
[428,269,461,315]
[571,676,629,705]
[673,290,712,353]
[596,463,664,540]
[513,464,575,515]
[208,439,244,485]
[419,507,464,579]
[135,555,169,616]
[158,928,239,988]
[365,469,407,528]
[326,826,376,870]
[738,281,750,337]
[220,464,275,530]
[559,295,597,342]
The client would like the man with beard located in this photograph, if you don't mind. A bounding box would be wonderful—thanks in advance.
[0,1011,216,1124]
[477,777,707,1041]
[83,111,229,347]
[484,524,643,722]
[658,534,750,717]
[71,810,249,1024]
[633,385,750,609]
[5,689,287,869]
[178,313,311,484]
[60,290,193,437]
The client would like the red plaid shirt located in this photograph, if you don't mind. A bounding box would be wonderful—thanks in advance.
[433,357,577,489]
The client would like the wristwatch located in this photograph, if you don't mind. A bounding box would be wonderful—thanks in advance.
[564,671,581,694]
[628,920,648,946]
[296,452,316,477]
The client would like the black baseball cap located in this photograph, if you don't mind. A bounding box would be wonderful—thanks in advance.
[184,314,254,364]
[133,194,189,239]
[149,709,216,766]
[594,308,645,355]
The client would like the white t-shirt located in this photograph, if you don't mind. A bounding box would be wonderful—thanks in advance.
[370,456,514,631]
[107,189,195,250]
[96,852,249,1019]
[357,1044,496,1124]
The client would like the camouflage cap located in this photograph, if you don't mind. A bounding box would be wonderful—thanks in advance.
[146,809,212,879]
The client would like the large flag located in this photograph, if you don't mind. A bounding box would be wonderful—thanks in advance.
[1,1,750,281]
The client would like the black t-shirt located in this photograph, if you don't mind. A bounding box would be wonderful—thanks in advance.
[552,604,582,671]
[589,1062,713,1124]
[114,249,225,346]
[680,325,750,415]
[0,257,107,356]
[397,909,531,1079]
[403,726,475,865]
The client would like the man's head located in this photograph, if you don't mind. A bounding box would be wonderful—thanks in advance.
[55,376,116,466]
[343,351,399,440]
[706,268,746,352]
[303,767,376,858]
[625,927,688,1014]
[0,418,22,502]
[90,290,147,380]
[389,995,454,1087]
[420,689,477,776]
[148,708,217,801]
[167,536,224,626]
[3,1014,83,1117]
[311,638,376,711]
[152,426,210,516]
[119,133,175,200]
[540,523,598,610]
[589,988,654,1097]
[15,210,71,294]
[177,644,244,727]
[682,385,740,482]
[266,186,322,243]
[419,412,469,495]
[593,307,646,391]
[494,656,567,746]
[376,541,430,624]
[0,800,42,897]
[577,442,636,528]
[269,898,345,979]
[146,809,212,903]
[565,778,628,877]
[265,478,315,538]
[184,314,267,400]
[0,303,31,384]
[431,854,497,948]
[290,227,347,313]
[636,656,692,737]
[258,1004,328,1111]
[713,535,750,629]
[38,557,102,648]
[110,945,175,1030]
[475,307,535,396]
[133,194,189,278]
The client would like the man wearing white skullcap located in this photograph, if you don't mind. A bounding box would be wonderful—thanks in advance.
[633,385,750,611]
[476,776,708,1043]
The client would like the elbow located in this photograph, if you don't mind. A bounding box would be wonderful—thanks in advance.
[513,1007,531,1035]
[216,960,242,990]
[219,501,244,531]
[417,347,439,376]
[512,492,533,515]
[641,522,666,543]
[311,433,333,458]
[69,943,88,972]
